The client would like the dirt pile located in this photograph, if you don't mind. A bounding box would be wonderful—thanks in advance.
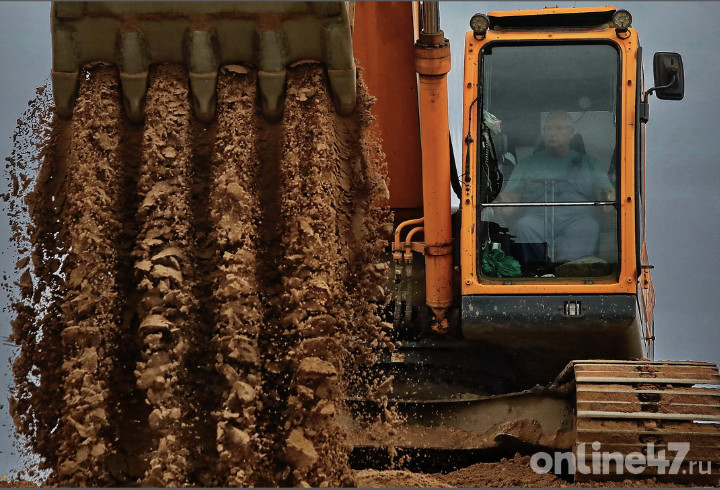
[355,454,697,488]
[5,63,391,486]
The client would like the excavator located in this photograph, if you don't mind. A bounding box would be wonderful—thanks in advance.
[49,1,720,483]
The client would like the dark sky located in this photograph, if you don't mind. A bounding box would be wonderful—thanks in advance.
[1,0,719,476]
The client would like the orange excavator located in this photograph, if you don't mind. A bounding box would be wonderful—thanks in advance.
[50,1,720,482]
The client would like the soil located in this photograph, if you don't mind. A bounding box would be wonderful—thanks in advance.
[3,63,391,486]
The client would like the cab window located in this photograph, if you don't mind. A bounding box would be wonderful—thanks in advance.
[477,43,620,280]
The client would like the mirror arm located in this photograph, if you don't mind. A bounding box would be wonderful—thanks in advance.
[643,73,677,103]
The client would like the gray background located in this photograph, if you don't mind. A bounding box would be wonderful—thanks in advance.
[1,0,718,476]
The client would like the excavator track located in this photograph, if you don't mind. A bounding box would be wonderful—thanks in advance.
[573,360,720,484]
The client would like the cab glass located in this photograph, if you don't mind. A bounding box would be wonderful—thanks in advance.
[477,43,621,280]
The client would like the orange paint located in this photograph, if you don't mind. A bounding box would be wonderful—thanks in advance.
[353,2,423,213]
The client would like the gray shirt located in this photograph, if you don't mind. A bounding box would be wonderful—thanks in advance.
[501,150,613,219]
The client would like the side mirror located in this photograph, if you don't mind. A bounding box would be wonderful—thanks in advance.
[652,52,684,100]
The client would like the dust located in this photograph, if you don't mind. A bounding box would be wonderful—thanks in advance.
[5,63,391,486]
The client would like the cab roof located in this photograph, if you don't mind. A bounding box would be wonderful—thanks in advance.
[487,6,617,29]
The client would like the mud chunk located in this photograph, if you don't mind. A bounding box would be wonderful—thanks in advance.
[151,246,184,261]
[297,357,337,378]
[225,336,258,364]
[285,428,319,471]
[368,376,394,403]
[139,314,173,334]
[62,326,102,348]
[18,269,32,296]
[313,400,336,417]
[135,259,153,272]
[299,314,337,336]
[151,264,183,283]
[227,427,251,448]
[230,381,256,404]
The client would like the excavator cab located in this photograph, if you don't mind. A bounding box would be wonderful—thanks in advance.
[461,7,652,363]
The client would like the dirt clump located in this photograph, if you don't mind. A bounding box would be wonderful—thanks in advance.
[433,455,697,488]
[51,65,126,487]
[435,454,567,488]
[256,65,389,488]
[130,63,203,486]
[5,62,390,486]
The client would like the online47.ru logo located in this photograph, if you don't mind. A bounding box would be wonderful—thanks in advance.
[530,442,712,476]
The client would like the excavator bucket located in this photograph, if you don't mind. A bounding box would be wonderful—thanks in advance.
[51,1,357,123]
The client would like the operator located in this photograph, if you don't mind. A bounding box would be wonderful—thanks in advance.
[496,111,614,273]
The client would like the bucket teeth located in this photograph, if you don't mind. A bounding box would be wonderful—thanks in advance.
[51,22,79,117]
[51,70,79,119]
[257,30,288,121]
[323,22,357,115]
[50,2,358,122]
[188,30,219,124]
[258,70,287,123]
[189,73,218,124]
[327,68,357,116]
[118,31,150,124]
[119,72,148,124]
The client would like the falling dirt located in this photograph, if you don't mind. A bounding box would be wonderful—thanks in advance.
[4,62,392,486]
[208,62,266,488]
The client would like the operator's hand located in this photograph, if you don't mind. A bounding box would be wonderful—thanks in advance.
[496,192,522,220]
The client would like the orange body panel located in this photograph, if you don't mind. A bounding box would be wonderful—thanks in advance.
[460,27,641,296]
[352,2,423,214]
